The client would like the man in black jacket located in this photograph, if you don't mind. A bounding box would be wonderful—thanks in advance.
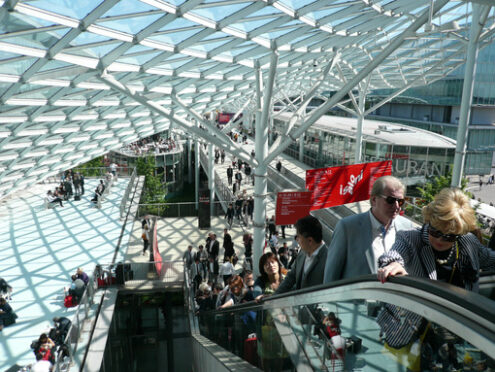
[226,166,233,185]
[223,228,234,259]
[206,232,219,261]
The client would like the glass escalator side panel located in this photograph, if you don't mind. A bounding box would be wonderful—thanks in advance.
[296,299,495,372]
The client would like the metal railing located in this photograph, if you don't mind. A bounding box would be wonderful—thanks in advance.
[113,143,183,157]
[93,260,184,286]
[137,201,224,218]
[119,168,137,219]
[52,259,184,371]
[54,272,97,372]
[43,167,133,185]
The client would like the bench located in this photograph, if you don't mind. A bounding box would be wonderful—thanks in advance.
[44,199,59,210]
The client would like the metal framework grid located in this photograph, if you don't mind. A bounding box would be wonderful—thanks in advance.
[0,0,493,199]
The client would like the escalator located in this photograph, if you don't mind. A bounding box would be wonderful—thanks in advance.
[195,276,495,371]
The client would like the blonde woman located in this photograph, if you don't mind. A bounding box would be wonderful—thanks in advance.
[377,188,495,351]
[378,187,495,290]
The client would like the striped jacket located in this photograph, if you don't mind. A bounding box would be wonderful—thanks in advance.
[376,224,495,347]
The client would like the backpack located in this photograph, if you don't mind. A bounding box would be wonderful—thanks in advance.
[64,295,75,308]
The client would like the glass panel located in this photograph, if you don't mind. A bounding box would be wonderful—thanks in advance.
[26,0,104,19]
[199,307,294,370]
[199,294,495,372]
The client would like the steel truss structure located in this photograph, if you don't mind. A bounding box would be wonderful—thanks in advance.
[0,0,493,200]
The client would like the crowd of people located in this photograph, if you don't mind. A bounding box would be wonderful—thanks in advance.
[187,174,495,371]
[44,169,85,207]
[122,135,177,155]
[43,166,117,208]
[29,317,72,371]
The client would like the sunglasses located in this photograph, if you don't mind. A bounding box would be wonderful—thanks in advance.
[428,225,459,242]
[379,195,405,207]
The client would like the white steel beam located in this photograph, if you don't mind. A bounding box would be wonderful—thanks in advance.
[170,93,235,149]
[98,74,255,167]
[452,4,490,187]
[354,75,371,164]
[262,0,450,167]
[221,98,253,135]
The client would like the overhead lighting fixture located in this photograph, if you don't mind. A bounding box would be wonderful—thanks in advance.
[38,138,64,145]
[53,127,80,134]
[4,141,32,149]
[0,153,18,161]
[12,162,35,170]
[17,129,49,136]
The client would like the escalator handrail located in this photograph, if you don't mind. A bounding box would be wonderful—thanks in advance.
[207,275,495,324]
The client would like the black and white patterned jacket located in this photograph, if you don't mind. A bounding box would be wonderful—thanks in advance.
[376,224,495,348]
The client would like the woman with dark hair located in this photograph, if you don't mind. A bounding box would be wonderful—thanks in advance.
[36,333,56,363]
[216,275,244,309]
[253,252,284,299]
[253,252,287,371]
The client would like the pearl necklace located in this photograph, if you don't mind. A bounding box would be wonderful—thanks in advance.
[435,246,455,265]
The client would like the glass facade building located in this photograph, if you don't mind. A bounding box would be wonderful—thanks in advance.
[368,40,495,175]
[273,114,456,186]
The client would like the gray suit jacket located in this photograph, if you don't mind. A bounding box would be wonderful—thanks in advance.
[323,211,414,283]
[276,244,328,294]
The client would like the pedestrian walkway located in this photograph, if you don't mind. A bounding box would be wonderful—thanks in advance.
[0,178,132,370]
[466,169,495,206]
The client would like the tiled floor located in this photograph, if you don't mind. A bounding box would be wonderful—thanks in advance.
[0,178,131,370]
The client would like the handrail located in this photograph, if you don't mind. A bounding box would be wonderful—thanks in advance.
[196,275,495,370]
[209,275,495,322]
[119,167,137,219]
[200,275,495,358]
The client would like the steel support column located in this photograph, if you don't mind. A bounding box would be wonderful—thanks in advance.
[195,124,200,210]
[451,4,488,187]
[208,143,215,217]
[253,53,277,276]
[354,77,370,163]
[187,138,192,184]
[299,136,304,163]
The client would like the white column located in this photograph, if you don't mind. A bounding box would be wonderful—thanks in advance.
[355,77,370,164]
[208,143,215,217]
[252,53,278,277]
[451,4,487,187]
[195,125,200,210]
[252,62,265,278]
[299,136,304,162]
[187,138,192,184]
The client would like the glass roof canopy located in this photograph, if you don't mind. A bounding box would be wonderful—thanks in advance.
[0,0,492,199]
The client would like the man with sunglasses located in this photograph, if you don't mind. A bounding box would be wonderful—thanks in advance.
[324,176,414,283]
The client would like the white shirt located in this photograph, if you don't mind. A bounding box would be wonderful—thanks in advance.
[219,262,234,276]
[270,235,278,247]
[303,242,325,275]
[369,210,397,273]
[31,360,52,372]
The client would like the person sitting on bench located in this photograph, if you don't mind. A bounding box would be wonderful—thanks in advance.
[91,180,105,204]
[0,297,17,331]
[45,191,63,207]
[51,317,72,345]
[76,267,89,286]
[0,278,12,300]
[65,275,85,304]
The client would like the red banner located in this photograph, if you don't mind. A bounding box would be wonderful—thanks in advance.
[153,221,163,276]
[218,113,231,124]
[275,191,312,225]
[306,161,392,210]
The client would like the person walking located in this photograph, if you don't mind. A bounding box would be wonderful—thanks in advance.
[142,223,150,255]
[227,166,233,186]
